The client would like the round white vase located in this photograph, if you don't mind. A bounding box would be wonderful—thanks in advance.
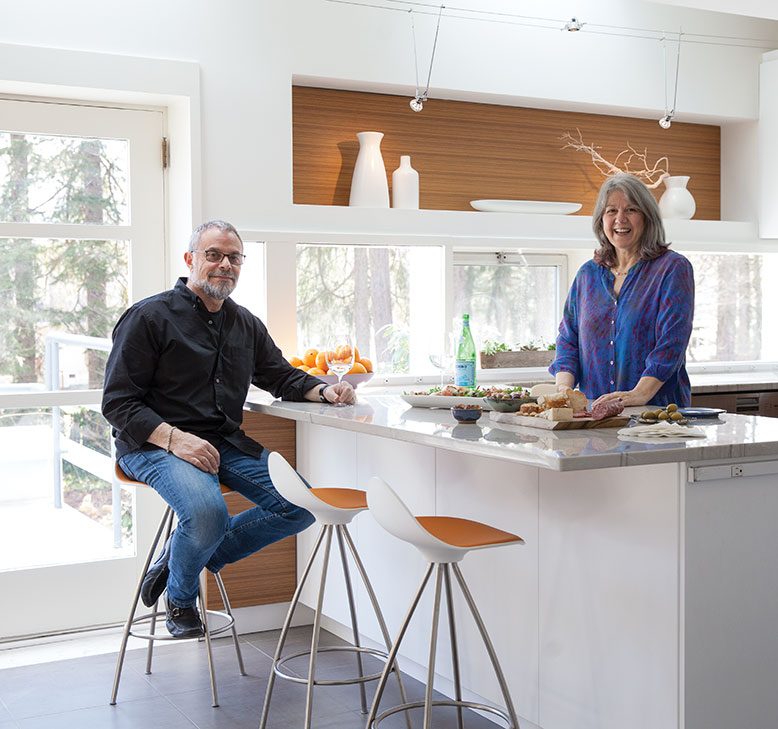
[349,131,389,208]
[391,155,419,209]
[658,175,696,220]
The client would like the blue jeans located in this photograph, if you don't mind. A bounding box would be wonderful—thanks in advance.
[119,443,315,608]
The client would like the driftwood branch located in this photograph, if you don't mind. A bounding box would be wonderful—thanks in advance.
[560,129,670,188]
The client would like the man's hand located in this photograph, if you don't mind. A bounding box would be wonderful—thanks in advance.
[323,381,356,405]
[169,430,220,474]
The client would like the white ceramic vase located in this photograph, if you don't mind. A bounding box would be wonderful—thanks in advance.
[349,131,389,208]
[658,175,696,220]
[391,155,420,209]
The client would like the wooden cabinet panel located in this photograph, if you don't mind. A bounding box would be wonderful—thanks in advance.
[691,393,739,412]
[206,411,297,609]
[293,86,720,218]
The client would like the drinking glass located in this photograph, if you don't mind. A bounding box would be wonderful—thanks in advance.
[325,335,355,407]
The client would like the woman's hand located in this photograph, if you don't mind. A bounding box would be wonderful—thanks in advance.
[591,389,649,409]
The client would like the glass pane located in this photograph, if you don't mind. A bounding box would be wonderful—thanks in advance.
[0,131,129,224]
[453,264,560,350]
[686,252,778,363]
[0,238,128,391]
[229,241,266,321]
[0,406,133,572]
[296,244,443,375]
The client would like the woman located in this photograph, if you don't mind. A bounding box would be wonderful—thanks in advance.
[549,173,694,408]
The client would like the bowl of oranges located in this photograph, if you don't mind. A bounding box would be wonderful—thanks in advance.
[288,346,374,387]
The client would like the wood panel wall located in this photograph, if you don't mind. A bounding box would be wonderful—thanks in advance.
[206,412,298,610]
[293,86,720,219]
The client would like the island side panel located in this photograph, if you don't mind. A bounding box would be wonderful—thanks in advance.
[684,463,778,729]
[538,463,681,729]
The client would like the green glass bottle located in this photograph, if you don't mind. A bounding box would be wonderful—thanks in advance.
[454,314,476,388]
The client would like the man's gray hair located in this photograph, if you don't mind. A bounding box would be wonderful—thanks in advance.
[188,220,243,251]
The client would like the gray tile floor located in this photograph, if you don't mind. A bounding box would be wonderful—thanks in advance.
[0,627,501,728]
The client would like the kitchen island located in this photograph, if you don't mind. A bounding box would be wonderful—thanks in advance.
[245,393,778,729]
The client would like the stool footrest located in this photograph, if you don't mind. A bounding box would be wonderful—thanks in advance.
[274,645,394,686]
[128,609,235,641]
[372,699,515,728]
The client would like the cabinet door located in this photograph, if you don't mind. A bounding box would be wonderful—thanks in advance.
[691,393,738,412]
[759,391,778,418]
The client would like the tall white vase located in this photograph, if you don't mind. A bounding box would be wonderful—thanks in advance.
[391,155,420,209]
[349,131,389,208]
[658,175,696,220]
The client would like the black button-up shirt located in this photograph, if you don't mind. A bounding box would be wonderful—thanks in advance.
[102,278,324,459]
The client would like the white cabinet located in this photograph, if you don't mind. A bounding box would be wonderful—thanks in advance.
[759,50,778,239]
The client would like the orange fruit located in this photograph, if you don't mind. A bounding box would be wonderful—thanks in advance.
[348,362,367,374]
[308,367,326,376]
[315,351,330,373]
[353,346,360,362]
[303,348,318,368]
[288,356,303,367]
[358,357,373,373]
[296,364,310,372]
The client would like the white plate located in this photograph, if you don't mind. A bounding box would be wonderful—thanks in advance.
[470,199,582,215]
[401,394,495,410]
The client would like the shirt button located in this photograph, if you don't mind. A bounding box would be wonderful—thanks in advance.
[610,380,615,385]
[611,320,614,325]
[208,319,213,325]
[610,341,614,345]
[215,378,220,384]
[610,361,614,365]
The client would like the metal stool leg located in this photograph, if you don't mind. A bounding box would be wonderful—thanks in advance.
[146,509,174,675]
[199,571,219,707]
[340,526,412,729]
[336,526,368,714]
[259,525,328,729]
[452,563,520,729]
[423,565,444,729]
[365,564,435,728]
[109,505,170,705]
[304,526,334,729]
[214,571,247,675]
[443,564,464,729]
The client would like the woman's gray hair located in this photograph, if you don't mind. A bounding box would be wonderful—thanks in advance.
[592,173,668,268]
[188,220,243,251]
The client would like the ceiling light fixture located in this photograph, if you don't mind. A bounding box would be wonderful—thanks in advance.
[409,5,445,112]
[659,29,683,129]
[563,17,584,32]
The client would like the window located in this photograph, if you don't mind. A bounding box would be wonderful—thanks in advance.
[452,252,566,351]
[686,252,778,364]
[296,244,443,375]
[229,240,266,322]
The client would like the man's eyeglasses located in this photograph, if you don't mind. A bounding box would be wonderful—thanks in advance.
[194,249,247,266]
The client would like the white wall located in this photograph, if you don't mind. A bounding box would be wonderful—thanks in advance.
[0,0,776,235]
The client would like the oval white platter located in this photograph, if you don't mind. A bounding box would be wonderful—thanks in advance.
[470,199,582,215]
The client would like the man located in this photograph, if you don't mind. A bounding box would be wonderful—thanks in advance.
[102,220,355,638]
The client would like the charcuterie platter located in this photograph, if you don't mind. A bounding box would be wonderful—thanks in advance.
[489,411,629,430]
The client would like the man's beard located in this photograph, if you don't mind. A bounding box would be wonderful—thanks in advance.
[193,273,236,300]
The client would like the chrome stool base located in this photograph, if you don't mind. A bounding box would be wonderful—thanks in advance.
[109,505,246,708]
[374,700,514,729]
[260,523,411,729]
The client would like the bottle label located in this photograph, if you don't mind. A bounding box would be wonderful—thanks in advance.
[454,360,476,388]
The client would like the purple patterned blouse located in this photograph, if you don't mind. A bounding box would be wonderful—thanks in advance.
[549,250,694,406]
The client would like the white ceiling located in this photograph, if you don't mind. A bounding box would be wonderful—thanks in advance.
[650,0,778,21]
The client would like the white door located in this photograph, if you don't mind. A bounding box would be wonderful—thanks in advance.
[0,98,166,637]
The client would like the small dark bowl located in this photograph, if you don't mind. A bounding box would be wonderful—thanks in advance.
[451,406,483,423]
[483,396,537,413]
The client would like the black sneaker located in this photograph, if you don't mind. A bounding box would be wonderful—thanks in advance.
[165,595,204,639]
[140,531,174,608]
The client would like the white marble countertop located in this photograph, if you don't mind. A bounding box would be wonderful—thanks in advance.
[244,393,778,472]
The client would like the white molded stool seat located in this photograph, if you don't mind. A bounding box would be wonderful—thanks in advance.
[365,475,524,729]
[109,464,246,708]
[259,452,410,729]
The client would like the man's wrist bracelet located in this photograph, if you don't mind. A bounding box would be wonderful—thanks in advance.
[166,426,177,453]
[319,385,330,403]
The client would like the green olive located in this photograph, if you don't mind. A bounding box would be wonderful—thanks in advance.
[666,403,678,413]
[670,411,683,421]
[657,411,670,420]
[641,410,654,419]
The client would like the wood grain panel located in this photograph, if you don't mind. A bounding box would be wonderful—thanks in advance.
[293,86,720,219]
[207,412,298,610]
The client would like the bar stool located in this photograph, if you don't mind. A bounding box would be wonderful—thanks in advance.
[109,464,246,708]
[259,452,410,729]
[365,475,524,729]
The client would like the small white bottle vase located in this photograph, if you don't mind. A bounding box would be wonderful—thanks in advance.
[349,131,389,208]
[391,155,420,209]
[658,175,696,220]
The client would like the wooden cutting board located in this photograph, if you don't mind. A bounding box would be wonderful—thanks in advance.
[489,411,630,430]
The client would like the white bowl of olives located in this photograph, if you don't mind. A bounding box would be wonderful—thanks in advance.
[637,403,688,425]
